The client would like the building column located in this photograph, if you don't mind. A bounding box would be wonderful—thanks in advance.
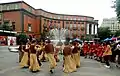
[91,24,94,35]
[87,23,89,34]
[95,25,97,34]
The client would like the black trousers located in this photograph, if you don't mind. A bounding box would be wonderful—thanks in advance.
[104,55,110,66]
[37,56,42,66]
[111,51,116,62]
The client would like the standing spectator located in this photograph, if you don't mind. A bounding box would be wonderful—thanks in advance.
[115,42,120,66]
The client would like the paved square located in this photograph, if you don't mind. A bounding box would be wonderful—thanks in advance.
[0,46,120,76]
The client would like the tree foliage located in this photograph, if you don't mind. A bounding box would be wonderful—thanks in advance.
[114,0,120,22]
[115,30,120,36]
[98,27,112,40]
[17,33,28,45]
[40,27,50,41]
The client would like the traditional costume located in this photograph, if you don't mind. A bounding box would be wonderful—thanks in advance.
[63,44,76,73]
[103,44,112,68]
[97,44,103,61]
[83,43,89,58]
[20,45,30,68]
[72,42,80,68]
[44,40,56,73]
[89,42,95,59]
[41,43,48,62]
[54,46,60,62]
[29,43,40,72]
[18,45,24,63]
[36,44,42,66]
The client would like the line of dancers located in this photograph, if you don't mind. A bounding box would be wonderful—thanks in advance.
[19,39,81,73]
[83,41,112,68]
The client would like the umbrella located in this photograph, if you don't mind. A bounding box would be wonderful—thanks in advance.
[73,38,82,43]
[111,37,117,40]
[104,38,111,41]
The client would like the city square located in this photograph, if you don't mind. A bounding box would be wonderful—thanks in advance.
[0,0,120,76]
[0,46,120,76]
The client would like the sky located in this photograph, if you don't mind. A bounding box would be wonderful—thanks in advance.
[0,0,116,25]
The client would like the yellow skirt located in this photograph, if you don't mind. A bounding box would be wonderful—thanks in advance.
[78,51,81,66]
[44,53,49,61]
[20,52,28,68]
[39,52,44,61]
[63,55,77,73]
[29,54,40,72]
[72,53,80,67]
[47,53,57,70]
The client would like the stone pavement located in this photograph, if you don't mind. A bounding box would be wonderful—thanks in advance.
[0,47,120,76]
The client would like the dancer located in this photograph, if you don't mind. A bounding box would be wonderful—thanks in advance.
[20,43,30,68]
[63,42,76,73]
[72,41,80,68]
[36,42,42,66]
[83,42,89,58]
[44,39,57,73]
[103,41,112,68]
[54,46,60,62]
[29,40,40,72]
[41,42,48,62]
[18,43,24,63]
[97,43,103,62]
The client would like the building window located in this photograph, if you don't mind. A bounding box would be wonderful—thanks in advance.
[28,7,32,12]
[54,21,56,23]
[0,14,2,20]
[50,16,52,18]
[44,19,46,21]
[78,18,80,21]
[78,24,80,30]
[3,5,6,10]
[74,21,76,24]
[74,18,76,20]
[70,24,72,29]
[14,4,19,9]
[78,22,80,24]
[58,16,60,19]
[6,5,10,10]
[10,4,14,9]
[66,17,68,20]
[81,18,84,21]
[4,21,9,26]
[81,22,84,24]
[66,21,69,24]
[70,21,72,24]
[28,24,32,32]
[0,5,2,11]
[12,22,15,30]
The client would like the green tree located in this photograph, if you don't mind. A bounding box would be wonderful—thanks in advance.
[40,27,50,41]
[17,33,28,45]
[113,0,120,22]
[98,27,112,40]
[115,30,120,36]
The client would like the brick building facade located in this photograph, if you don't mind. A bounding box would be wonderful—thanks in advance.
[0,1,98,39]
